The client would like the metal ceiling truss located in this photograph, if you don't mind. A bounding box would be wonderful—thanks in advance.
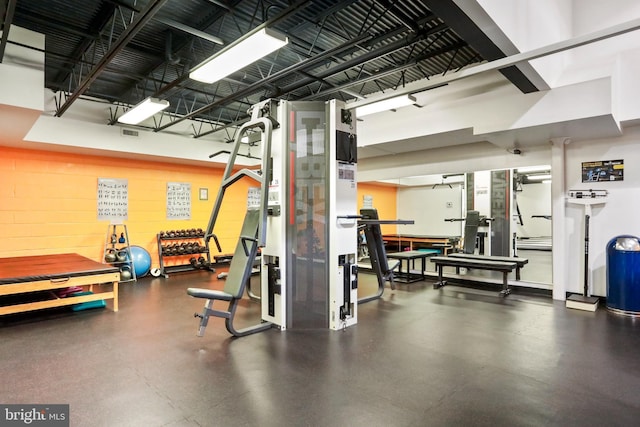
[9,0,487,140]
[0,0,18,63]
[151,0,312,133]
[160,7,451,135]
[55,0,168,117]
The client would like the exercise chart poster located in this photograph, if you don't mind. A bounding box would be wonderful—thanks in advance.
[167,182,191,220]
[582,159,624,182]
[97,178,128,220]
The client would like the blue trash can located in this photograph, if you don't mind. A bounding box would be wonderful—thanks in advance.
[607,235,640,316]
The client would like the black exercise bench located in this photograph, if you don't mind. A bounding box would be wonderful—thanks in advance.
[430,256,518,297]
[447,253,528,280]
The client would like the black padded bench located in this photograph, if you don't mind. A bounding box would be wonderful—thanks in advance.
[386,250,438,283]
[447,253,528,280]
[430,256,517,297]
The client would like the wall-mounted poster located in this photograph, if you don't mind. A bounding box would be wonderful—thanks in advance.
[582,159,624,182]
[97,178,128,221]
[167,182,191,219]
[247,187,261,209]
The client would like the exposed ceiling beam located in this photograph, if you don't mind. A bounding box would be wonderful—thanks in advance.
[154,16,224,45]
[271,23,447,98]
[0,0,17,63]
[304,42,462,101]
[156,15,443,132]
[55,0,169,117]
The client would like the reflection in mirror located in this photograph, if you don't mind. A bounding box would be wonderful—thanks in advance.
[513,165,552,285]
[368,166,552,287]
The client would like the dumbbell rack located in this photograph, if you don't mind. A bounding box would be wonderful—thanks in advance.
[156,229,213,278]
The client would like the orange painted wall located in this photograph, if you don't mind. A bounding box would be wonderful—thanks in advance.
[0,147,251,268]
[356,182,397,234]
[0,147,399,267]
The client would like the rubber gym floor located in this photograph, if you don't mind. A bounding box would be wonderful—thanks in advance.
[1,269,640,426]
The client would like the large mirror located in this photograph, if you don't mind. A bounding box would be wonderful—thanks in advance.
[363,165,552,288]
[513,166,552,286]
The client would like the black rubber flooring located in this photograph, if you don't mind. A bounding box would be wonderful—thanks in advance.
[2,270,640,426]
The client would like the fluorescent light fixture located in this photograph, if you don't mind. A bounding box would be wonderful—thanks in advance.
[118,97,169,125]
[528,174,552,181]
[190,28,288,84]
[517,165,551,173]
[355,94,417,117]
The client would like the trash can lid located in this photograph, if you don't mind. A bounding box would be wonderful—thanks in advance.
[615,237,640,251]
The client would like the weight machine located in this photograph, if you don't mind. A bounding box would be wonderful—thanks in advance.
[188,99,360,336]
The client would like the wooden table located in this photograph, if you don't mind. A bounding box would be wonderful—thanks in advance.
[0,253,120,316]
[383,234,460,253]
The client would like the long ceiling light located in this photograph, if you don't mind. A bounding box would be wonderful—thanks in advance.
[190,28,289,84]
[118,97,170,125]
[527,174,552,181]
[355,95,417,117]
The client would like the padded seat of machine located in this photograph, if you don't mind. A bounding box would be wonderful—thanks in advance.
[186,288,233,301]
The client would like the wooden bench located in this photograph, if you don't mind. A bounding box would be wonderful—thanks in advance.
[447,253,528,280]
[0,253,120,316]
[430,256,518,297]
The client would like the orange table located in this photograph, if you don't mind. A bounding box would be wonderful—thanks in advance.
[382,234,460,253]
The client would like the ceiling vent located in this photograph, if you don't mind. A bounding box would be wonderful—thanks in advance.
[121,128,139,137]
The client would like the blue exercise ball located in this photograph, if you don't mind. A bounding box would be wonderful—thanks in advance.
[129,245,152,277]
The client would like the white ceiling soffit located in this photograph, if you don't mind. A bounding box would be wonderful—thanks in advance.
[357,128,485,159]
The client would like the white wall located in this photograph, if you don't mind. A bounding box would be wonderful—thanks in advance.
[397,185,464,236]
[514,182,552,237]
[475,0,572,86]
[359,141,552,183]
[0,26,44,112]
[563,124,640,296]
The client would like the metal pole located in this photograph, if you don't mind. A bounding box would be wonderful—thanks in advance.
[584,214,590,296]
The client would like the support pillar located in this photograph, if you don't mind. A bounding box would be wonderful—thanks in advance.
[551,137,570,300]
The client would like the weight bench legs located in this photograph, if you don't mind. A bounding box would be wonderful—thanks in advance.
[433,265,447,289]
[499,272,512,297]
[193,298,271,338]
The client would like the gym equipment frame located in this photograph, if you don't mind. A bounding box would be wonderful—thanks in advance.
[187,100,275,337]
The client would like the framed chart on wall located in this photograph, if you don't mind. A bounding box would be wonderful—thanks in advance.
[582,159,624,182]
